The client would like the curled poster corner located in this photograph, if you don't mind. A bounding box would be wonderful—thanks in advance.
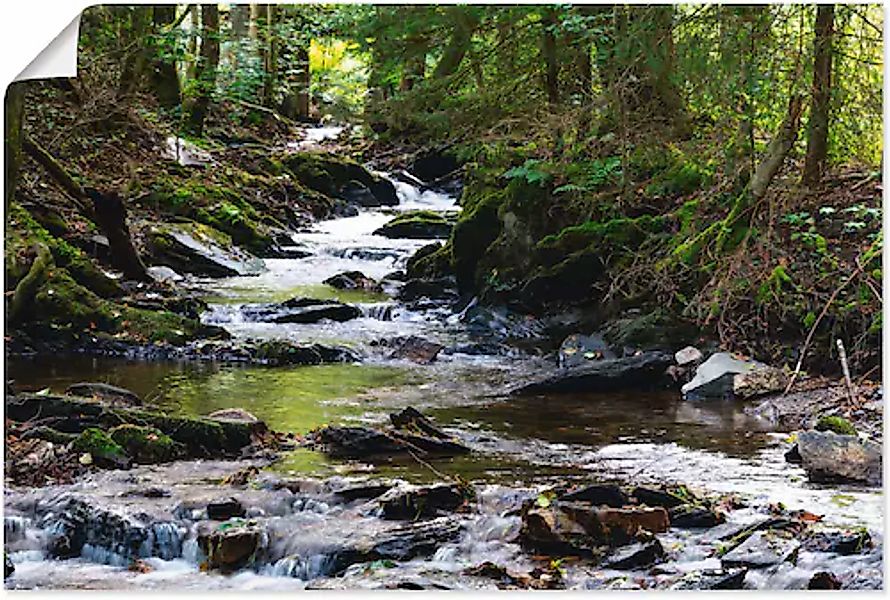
[14,14,81,82]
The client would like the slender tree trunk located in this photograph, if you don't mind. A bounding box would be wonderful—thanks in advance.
[264,4,279,106]
[232,4,249,38]
[542,8,559,105]
[249,4,261,39]
[117,6,152,98]
[85,188,150,282]
[185,5,199,81]
[5,82,26,209]
[802,4,835,185]
[186,4,219,135]
[432,7,479,79]
[751,94,804,199]
[400,38,427,91]
[150,5,181,109]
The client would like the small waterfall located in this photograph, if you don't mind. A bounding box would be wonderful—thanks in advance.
[139,522,187,560]
[5,515,30,544]
[266,553,335,580]
[291,496,332,515]
[360,303,394,321]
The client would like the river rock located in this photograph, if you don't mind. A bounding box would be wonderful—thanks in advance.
[803,529,872,555]
[601,539,665,570]
[310,424,469,460]
[207,498,247,521]
[4,554,13,579]
[796,430,882,485]
[808,571,842,590]
[148,223,265,278]
[207,408,261,424]
[198,521,264,571]
[558,334,616,368]
[377,483,473,520]
[327,517,461,575]
[682,352,783,400]
[386,336,444,364]
[511,351,674,396]
[323,271,382,292]
[146,265,184,283]
[65,382,141,407]
[243,297,362,324]
[45,497,149,561]
[374,211,455,239]
[411,149,459,183]
[671,568,747,590]
[631,486,688,509]
[560,484,628,507]
[669,505,724,528]
[674,346,703,367]
[397,277,459,303]
[520,502,670,555]
[721,531,799,569]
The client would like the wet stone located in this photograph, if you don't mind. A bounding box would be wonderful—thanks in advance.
[720,531,800,569]
[631,486,688,509]
[207,497,247,521]
[558,334,616,368]
[601,539,665,570]
[560,484,628,507]
[323,271,381,292]
[378,483,472,520]
[808,571,842,590]
[243,297,362,324]
[803,529,873,555]
[671,568,747,590]
[198,521,264,571]
[383,336,444,364]
[65,382,141,407]
[669,505,724,528]
[797,430,882,486]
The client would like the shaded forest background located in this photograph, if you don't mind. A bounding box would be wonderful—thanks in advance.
[4,4,883,374]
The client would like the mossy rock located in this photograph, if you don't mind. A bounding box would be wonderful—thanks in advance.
[814,416,857,436]
[600,309,697,351]
[31,269,117,331]
[6,203,120,298]
[72,427,130,468]
[147,222,265,277]
[536,215,668,267]
[118,306,210,346]
[279,151,398,206]
[373,211,455,239]
[451,184,506,290]
[520,248,605,309]
[109,424,180,464]
[406,242,453,279]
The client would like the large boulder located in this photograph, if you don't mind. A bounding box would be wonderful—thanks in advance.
[280,151,398,207]
[242,297,362,324]
[147,223,265,277]
[520,501,669,555]
[681,352,787,400]
[397,277,459,303]
[373,211,455,240]
[796,430,881,486]
[511,351,673,395]
[108,424,180,464]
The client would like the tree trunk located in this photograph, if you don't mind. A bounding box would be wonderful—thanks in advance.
[117,6,152,98]
[84,188,150,282]
[249,4,260,39]
[432,7,479,79]
[4,82,26,209]
[751,94,804,199]
[185,4,219,135]
[232,4,249,38]
[400,39,427,92]
[264,4,279,107]
[802,4,835,186]
[149,5,181,109]
[542,8,559,105]
[186,5,199,81]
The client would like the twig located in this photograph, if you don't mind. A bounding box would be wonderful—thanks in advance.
[407,449,450,481]
[835,339,857,406]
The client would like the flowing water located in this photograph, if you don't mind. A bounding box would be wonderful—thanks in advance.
[4,144,883,590]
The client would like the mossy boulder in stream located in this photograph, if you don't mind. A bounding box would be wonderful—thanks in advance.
[373,211,455,239]
[280,151,398,207]
[109,424,180,464]
[72,427,130,468]
[406,242,453,280]
[147,221,265,277]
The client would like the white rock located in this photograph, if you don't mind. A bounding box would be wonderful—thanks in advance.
[681,352,757,400]
[674,346,703,367]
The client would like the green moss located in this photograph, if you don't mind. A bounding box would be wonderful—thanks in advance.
[32,269,116,331]
[279,151,386,198]
[407,242,453,279]
[537,215,668,267]
[109,424,179,464]
[815,416,857,436]
[72,427,128,466]
[6,203,120,297]
[756,265,795,306]
[118,307,203,345]
[451,183,507,289]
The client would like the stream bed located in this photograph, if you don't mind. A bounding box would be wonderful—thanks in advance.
[4,171,883,590]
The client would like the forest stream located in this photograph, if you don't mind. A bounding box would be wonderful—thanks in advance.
[3,128,882,590]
